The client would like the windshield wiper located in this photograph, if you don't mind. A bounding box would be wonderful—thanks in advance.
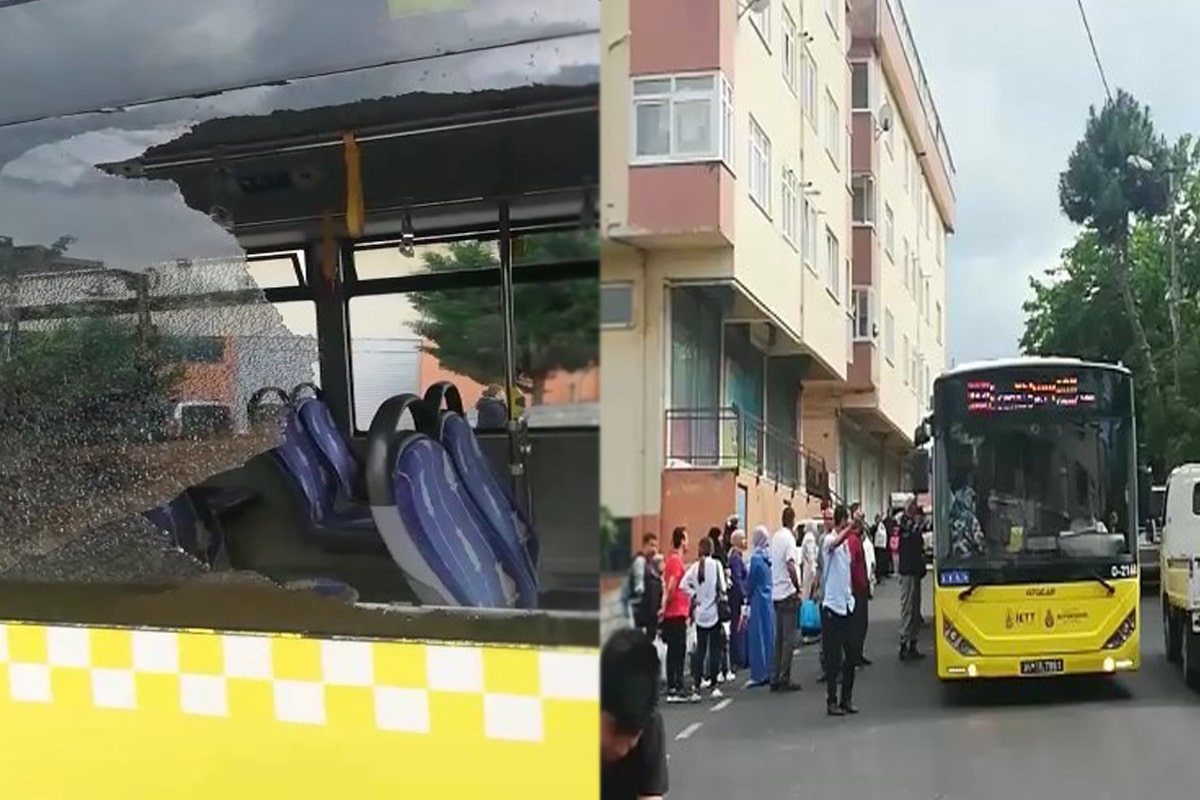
[1087,573,1117,595]
[958,584,983,601]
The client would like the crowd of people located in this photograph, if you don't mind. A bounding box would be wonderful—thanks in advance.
[619,497,930,711]
[605,496,932,798]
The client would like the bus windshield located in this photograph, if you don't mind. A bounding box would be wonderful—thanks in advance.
[934,368,1137,569]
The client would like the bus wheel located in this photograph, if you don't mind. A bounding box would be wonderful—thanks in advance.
[1184,631,1200,690]
[1165,600,1183,664]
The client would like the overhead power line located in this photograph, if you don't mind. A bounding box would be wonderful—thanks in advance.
[1075,0,1112,101]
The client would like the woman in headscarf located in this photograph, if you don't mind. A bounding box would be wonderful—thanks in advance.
[727,529,749,671]
[745,525,775,687]
[799,520,821,600]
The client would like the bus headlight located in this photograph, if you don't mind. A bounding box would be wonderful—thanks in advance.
[943,617,979,656]
[1102,609,1137,650]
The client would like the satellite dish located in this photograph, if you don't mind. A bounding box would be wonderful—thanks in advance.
[878,102,894,133]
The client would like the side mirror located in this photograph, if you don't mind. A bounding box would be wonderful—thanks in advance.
[1136,466,1151,527]
[913,423,930,448]
[909,449,930,494]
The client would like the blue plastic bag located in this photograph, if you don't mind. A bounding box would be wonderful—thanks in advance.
[798,598,821,635]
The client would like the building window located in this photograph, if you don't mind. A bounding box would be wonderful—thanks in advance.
[924,363,932,404]
[902,238,911,290]
[781,167,799,245]
[852,287,873,341]
[917,270,925,317]
[802,197,818,269]
[923,277,931,321]
[824,89,840,166]
[631,72,733,165]
[782,8,797,92]
[851,62,870,110]
[936,301,943,344]
[750,0,770,47]
[884,204,895,257]
[851,175,875,224]
[801,48,818,126]
[884,310,895,363]
[825,227,840,298]
[902,137,910,192]
[748,117,772,214]
[902,335,911,386]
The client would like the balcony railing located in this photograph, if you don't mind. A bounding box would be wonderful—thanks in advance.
[664,407,829,500]
[883,0,955,181]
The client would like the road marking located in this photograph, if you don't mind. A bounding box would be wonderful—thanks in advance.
[711,698,732,712]
[676,722,703,740]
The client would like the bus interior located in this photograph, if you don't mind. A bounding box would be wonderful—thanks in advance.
[0,0,599,647]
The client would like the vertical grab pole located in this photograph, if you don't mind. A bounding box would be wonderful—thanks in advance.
[498,202,534,522]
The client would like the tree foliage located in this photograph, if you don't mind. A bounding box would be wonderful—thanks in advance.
[408,231,599,403]
[1025,134,1200,477]
[0,317,183,445]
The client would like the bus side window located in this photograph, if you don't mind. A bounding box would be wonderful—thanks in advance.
[1192,482,1200,516]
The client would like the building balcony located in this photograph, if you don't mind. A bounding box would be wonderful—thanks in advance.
[664,406,830,501]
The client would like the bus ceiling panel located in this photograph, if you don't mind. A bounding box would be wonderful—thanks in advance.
[232,190,593,252]
[0,0,599,129]
[138,107,598,238]
[0,35,596,276]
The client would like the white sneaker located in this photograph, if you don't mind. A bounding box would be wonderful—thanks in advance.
[715,673,725,685]
[710,687,724,699]
[700,678,712,690]
[687,691,702,703]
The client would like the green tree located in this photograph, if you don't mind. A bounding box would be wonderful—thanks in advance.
[408,231,599,404]
[1057,89,1172,401]
[0,317,183,445]
[1025,135,1200,476]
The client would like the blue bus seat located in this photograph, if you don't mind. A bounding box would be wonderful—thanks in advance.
[423,381,540,605]
[364,393,518,608]
[291,383,365,502]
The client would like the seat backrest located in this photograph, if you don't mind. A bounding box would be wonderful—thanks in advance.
[424,383,540,600]
[364,393,515,608]
[272,408,341,526]
[390,436,515,607]
[296,395,362,500]
[439,413,539,598]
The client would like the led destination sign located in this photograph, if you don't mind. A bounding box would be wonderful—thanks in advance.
[965,375,1097,413]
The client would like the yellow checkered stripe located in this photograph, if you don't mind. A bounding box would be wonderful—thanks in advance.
[0,622,597,742]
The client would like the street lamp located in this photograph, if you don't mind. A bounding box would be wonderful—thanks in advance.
[1127,153,1180,384]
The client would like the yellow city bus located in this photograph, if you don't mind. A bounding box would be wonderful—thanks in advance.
[911,358,1146,681]
[0,1,599,797]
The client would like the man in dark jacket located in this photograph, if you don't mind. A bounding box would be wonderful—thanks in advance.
[897,498,927,660]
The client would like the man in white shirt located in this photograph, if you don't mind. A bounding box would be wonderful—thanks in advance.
[821,504,859,716]
[769,504,802,693]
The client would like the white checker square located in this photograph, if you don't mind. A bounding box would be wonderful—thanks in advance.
[374,687,430,733]
[222,634,273,679]
[0,624,8,662]
[538,652,598,700]
[180,674,228,717]
[320,639,374,686]
[132,630,179,674]
[46,626,90,668]
[484,694,544,742]
[425,645,484,693]
[273,680,326,725]
[8,663,51,703]
[91,668,136,710]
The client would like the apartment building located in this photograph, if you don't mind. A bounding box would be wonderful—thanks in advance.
[600,0,953,545]
[804,0,955,518]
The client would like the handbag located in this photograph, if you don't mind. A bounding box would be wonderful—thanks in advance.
[799,598,822,635]
[716,566,732,623]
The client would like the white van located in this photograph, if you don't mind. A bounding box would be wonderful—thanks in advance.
[1158,464,1200,687]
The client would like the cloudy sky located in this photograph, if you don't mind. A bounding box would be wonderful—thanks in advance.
[903,0,1200,366]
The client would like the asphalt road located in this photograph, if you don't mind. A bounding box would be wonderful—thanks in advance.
[660,578,1200,800]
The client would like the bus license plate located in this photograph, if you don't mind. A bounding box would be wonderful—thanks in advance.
[1019,658,1064,676]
